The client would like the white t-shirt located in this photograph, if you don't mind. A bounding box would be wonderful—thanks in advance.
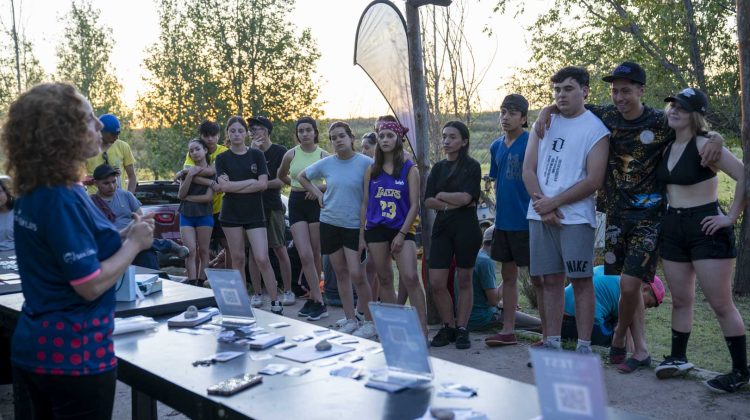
[527,110,609,227]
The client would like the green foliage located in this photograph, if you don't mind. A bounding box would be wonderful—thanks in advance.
[496,0,740,135]
[137,0,323,165]
[56,0,128,120]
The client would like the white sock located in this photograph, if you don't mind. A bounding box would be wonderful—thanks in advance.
[546,336,562,349]
[577,339,591,350]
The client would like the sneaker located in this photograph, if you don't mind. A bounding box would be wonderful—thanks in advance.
[455,327,471,349]
[704,369,750,393]
[281,291,296,306]
[334,317,349,328]
[338,319,360,334]
[298,299,314,317]
[353,321,377,339]
[531,339,545,348]
[250,294,263,308]
[485,333,517,347]
[655,356,694,379]
[617,356,652,374]
[270,300,283,315]
[175,245,190,259]
[306,301,329,321]
[430,326,457,347]
[576,346,592,355]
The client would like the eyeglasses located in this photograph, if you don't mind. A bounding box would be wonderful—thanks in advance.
[102,151,109,165]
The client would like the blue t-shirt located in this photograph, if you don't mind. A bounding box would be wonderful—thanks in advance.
[304,153,373,229]
[459,249,497,330]
[489,132,530,231]
[103,189,141,230]
[12,185,121,376]
[564,265,620,333]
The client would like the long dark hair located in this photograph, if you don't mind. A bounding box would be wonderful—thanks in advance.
[188,138,211,165]
[442,120,470,188]
[372,130,405,179]
[296,116,319,144]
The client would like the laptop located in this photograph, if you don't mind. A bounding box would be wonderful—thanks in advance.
[366,302,433,391]
[205,268,256,326]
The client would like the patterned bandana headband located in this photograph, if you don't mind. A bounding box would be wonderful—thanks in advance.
[376,121,409,139]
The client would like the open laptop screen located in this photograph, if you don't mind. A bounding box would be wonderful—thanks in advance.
[369,302,432,379]
[205,268,254,321]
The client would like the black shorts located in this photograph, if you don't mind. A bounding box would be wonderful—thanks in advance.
[560,315,613,347]
[211,213,225,239]
[660,202,736,262]
[490,229,530,266]
[429,209,482,269]
[221,220,266,230]
[320,222,360,254]
[365,225,415,243]
[603,208,661,282]
[288,190,321,225]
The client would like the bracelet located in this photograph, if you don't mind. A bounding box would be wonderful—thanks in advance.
[398,231,407,237]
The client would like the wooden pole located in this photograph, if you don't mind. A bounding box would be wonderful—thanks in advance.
[734,0,750,295]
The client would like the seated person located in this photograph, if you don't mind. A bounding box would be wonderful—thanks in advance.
[466,227,542,333]
[89,164,187,269]
[0,179,14,251]
[562,265,664,346]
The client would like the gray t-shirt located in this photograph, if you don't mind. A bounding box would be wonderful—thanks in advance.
[102,189,142,230]
[0,210,13,251]
[304,153,373,229]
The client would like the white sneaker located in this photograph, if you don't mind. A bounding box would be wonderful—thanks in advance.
[338,319,359,334]
[250,294,263,308]
[352,321,377,339]
[281,290,296,306]
[334,318,349,328]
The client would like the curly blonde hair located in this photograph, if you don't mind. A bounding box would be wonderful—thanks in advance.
[1,83,92,195]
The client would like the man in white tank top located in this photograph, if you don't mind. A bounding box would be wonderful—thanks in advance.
[522,66,610,355]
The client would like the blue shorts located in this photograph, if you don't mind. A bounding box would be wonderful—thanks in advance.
[179,214,215,228]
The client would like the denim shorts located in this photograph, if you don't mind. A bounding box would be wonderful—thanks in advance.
[179,214,215,228]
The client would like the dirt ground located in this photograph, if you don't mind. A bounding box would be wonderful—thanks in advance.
[1,298,748,420]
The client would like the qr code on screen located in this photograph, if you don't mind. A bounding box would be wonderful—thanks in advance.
[387,325,408,344]
[220,288,241,306]
[553,382,592,416]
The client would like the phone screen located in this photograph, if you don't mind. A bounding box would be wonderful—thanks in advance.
[360,249,368,264]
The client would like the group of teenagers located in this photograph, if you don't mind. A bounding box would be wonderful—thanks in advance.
[1,56,748,416]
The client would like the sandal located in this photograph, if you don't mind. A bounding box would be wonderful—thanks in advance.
[609,346,626,365]
[617,356,651,374]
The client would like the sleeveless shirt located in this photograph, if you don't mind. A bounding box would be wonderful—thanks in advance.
[366,160,417,233]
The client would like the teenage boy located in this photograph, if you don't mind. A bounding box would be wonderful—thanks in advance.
[248,116,295,306]
[484,94,543,347]
[523,66,610,355]
[85,114,137,193]
[536,62,723,372]
[175,120,230,267]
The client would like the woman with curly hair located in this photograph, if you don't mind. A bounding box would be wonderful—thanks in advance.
[0,179,15,251]
[1,82,154,419]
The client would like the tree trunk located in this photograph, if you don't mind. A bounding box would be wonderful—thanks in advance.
[733,0,750,295]
[683,0,707,93]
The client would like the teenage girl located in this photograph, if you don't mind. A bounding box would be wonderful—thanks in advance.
[213,116,282,314]
[177,138,214,283]
[655,88,747,393]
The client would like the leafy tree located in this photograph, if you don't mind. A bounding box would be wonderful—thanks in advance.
[56,0,127,119]
[495,0,739,136]
[0,1,45,115]
[137,0,323,176]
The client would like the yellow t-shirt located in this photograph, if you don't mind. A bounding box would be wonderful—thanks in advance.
[85,139,135,193]
[183,144,228,214]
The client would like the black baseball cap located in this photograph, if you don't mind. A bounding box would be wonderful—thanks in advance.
[93,164,119,180]
[501,94,529,128]
[664,88,708,115]
[248,116,273,133]
[602,61,646,85]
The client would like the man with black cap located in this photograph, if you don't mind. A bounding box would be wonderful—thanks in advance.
[248,116,296,306]
[85,114,137,193]
[537,61,724,373]
[485,94,543,347]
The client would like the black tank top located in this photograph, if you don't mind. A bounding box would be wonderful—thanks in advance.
[656,137,716,186]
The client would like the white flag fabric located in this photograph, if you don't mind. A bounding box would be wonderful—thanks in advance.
[354,0,417,155]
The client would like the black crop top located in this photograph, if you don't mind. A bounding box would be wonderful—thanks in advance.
[656,137,716,186]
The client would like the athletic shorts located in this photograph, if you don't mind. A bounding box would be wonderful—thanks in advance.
[211,213,225,239]
[490,229,530,266]
[265,208,286,248]
[320,222,360,254]
[429,209,482,269]
[221,220,266,230]
[529,220,594,278]
[179,214,214,228]
[365,225,415,243]
[603,209,661,282]
[288,190,320,225]
[660,202,736,262]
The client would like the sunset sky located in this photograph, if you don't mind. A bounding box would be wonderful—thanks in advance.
[3,0,553,118]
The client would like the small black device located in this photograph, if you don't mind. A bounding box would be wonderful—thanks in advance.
[360,249,368,264]
[207,373,263,396]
